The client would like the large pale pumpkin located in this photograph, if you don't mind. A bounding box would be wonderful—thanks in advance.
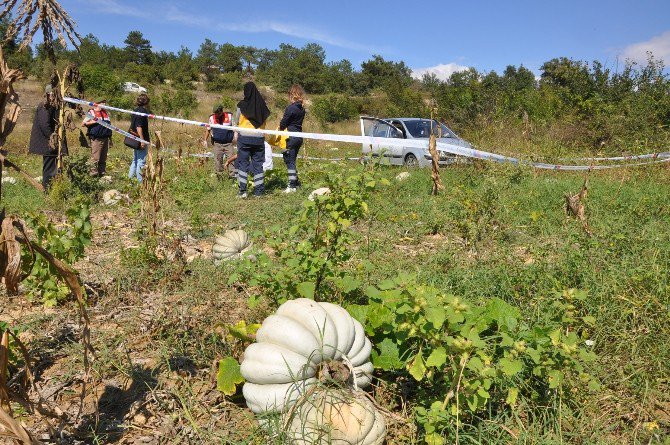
[212,229,252,262]
[241,299,374,414]
[286,390,386,445]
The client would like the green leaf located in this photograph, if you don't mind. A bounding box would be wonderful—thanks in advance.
[425,307,446,328]
[506,387,519,406]
[425,347,447,368]
[424,432,445,445]
[217,357,244,396]
[408,350,427,381]
[371,338,404,370]
[547,369,564,388]
[296,281,316,299]
[345,304,369,325]
[499,357,523,377]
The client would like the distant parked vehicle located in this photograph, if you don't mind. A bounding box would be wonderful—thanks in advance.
[360,117,473,167]
[122,82,147,94]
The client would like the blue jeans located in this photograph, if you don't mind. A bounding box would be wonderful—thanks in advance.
[129,148,148,182]
[237,141,265,195]
[282,137,303,187]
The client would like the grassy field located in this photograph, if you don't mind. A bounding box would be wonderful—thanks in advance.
[1,79,669,444]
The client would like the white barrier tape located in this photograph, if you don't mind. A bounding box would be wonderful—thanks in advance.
[88,116,152,146]
[66,97,670,171]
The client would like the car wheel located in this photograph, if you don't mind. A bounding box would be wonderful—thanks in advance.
[404,153,419,168]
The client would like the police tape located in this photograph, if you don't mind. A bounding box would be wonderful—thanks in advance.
[66,97,670,171]
[87,115,152,146]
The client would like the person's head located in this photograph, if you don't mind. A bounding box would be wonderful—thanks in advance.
[243,81,258,100]
[242,69,255,83]
[288,84,305,103]
[94,99,106,111]
[212,104,224,116]
[136,93,150,107]
[44,84,54,104]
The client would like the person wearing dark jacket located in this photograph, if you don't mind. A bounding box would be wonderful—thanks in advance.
[279,85,306,193]
[28,85,67,191]
[234,81,270,198]
[128,93,151,183]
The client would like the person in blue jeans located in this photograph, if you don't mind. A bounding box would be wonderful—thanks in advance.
[234,81,270,198]
[279,84,306,193]
[128,93,151,182]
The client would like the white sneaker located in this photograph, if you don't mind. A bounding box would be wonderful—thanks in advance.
[237,192,248,199]
[283,187,297,194]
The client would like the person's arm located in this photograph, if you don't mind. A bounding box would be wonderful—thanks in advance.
[35,107,53,139]
[224,152,238,170]
[279,105,293,131]
[136,115,148,148]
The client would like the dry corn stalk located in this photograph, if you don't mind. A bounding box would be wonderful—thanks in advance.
[0,0,82,63]
[0,46,25,148]
[142,131,165,236]
[565,173,592,236]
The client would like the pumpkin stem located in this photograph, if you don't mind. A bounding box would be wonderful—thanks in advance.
[317,360,352,384]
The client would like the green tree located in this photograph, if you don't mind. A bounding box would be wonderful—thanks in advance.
[124,30,153,65]
[360,55,413,92]
[218,43,244,72]
[196,38,219,75]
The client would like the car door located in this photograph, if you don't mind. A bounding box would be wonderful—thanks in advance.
[360,117,404,164]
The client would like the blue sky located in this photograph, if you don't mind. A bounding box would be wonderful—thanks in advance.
[60,0,670,79]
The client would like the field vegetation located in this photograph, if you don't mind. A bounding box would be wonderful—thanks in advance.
[1,10,670,445]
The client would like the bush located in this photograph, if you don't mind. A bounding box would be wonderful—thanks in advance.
[154,87,198,118]
[311,94,357,123]
[80,63,123,100]
[206,71,243,92]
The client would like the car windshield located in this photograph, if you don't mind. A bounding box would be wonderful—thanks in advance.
[404,120,456,138]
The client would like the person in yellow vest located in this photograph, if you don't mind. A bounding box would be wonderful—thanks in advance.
[234,81,270,198]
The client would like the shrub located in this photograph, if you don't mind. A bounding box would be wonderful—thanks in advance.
[154,87,198,118]
[206,71,243,92]
[312,94,357,123]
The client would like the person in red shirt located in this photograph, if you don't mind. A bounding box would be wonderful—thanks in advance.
[203,104,236,179]
[82,99,113,177]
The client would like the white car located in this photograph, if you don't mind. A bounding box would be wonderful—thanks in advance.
[360,117,472,167]
[122,82,147,94]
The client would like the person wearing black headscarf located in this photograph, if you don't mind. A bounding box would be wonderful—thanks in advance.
[234,81,271,198]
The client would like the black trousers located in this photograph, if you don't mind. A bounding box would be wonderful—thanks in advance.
[42,155,58,191]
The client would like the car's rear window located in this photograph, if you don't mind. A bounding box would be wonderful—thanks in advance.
[405,120,455,138]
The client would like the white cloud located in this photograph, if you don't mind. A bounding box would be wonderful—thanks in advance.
[90,0,382,53]
[411,63,470,81]
[620,30,670,63]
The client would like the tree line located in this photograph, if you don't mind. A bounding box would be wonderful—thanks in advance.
[2,22,669,151]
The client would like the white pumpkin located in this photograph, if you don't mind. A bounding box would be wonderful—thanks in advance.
[241,299,374,414]
[286,390,386,445]
[308,187,331,201]
[212,229,252,261]
[395,172,410,182]
[102,189,123,206]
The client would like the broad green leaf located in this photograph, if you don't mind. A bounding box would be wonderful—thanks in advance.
[296,281,316,299]
[408,350,427,381]
[345,304,369,325]
[485,298,520,330]
[424,432,445,445]
[425,347,447,368]
[371,338,404,370]
[499,357,523,376]
[216,357,244,396]
[425,307,446,328]
[466,356,483,372]
[547,369,564,388]
[506,387,519,406]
